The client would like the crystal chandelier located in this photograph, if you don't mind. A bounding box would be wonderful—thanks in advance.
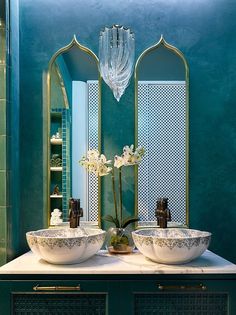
[99,25,135,102]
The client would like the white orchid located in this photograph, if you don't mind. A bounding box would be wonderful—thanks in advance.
[79,150,112,177]
[80,145,145,228]
[87,149,100,161]
[114,155,124,168]
[114,144,145,167]
[96,164,112,177]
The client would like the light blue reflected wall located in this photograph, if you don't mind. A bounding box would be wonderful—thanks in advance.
[18,0,236,262]
[72,81,88,215]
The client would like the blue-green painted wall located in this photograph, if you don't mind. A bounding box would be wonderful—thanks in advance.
[0,0,8,266]
[16,0,236,262]
[7,0,20,261]
[0,0,20,265]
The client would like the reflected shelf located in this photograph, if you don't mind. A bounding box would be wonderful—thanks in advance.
[50,194,63,198]
[50,138,62,145]
[50,167,62,171]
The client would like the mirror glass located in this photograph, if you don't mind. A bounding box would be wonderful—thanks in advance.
[135,36,189,227]
[47,37,100,225]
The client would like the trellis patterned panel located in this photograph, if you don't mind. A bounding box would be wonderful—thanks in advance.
[13,293,106,315]
[88,81,99,222]
[134,293,227,315]
[137,81,187,224]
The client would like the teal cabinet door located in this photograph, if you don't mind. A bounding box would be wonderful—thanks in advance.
[128,279,236,315]
[0,280,109,315]
[0,279,126,315]
[1,277,236,315]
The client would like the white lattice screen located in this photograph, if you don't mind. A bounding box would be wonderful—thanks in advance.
[87,81,99,222]
[137,81,187,225]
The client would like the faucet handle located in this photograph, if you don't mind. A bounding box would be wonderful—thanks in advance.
[78,208,83,218]
[156,197,168,209]
[166,208,171,222]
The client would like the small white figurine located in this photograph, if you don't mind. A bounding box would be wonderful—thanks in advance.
[50,208,63,226]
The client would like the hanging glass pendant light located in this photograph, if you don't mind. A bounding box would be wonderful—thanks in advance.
[99,25,135,102]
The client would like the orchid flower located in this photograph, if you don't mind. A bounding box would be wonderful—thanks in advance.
[79,150,112,176]
[79,145,145,228]
[114,155,124,168]
[114,144,145,167]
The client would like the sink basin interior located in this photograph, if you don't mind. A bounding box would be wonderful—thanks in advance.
[132,228,211,265]
[134,228,210,238]
[30,227,99,238]
[26,227,106,265]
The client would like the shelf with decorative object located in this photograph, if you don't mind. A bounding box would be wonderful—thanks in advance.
[50,194,63,199]
[50,166,62,171]
[50,138,62,145]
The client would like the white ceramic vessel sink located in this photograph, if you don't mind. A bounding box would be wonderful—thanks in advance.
[132,228,211,265]
[26,228,106,265]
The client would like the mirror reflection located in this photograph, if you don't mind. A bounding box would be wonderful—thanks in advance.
[135,36,189,227]
[47,37,100,225]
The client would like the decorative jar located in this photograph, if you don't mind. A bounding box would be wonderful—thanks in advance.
[106,227,135,254]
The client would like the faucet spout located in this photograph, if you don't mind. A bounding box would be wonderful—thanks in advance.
[155,197,171,228]
[69,198,83,228]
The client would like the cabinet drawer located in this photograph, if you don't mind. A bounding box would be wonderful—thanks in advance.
[127,279,236,315]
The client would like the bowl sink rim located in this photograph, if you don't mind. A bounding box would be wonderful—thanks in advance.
[26,227,106,239]
[132,228,212,240]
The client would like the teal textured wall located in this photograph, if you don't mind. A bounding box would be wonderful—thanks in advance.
[16,0,236,262]
[0,0,7,265]
[0,0,20,265]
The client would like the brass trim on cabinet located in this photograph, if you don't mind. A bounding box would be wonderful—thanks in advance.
[33,284,81,291]
[134,35,189,228]
[157,283,207,291]
[45,35,101,227]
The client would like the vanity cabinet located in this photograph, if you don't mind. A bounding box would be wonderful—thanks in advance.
[0,276,235,314]
[0,251,236,314]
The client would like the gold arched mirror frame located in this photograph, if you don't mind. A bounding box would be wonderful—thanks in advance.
[134,35,189,227]
[45,35,101,227]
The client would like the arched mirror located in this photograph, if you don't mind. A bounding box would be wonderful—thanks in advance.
[135,35,189,227]
[46,36,101,226]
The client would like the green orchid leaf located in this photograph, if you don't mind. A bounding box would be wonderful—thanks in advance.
[102,215,120,228]
[121,216,139,228]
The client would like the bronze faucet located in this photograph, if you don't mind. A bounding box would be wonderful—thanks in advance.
[155,197,171,228]
[69,198,83,228]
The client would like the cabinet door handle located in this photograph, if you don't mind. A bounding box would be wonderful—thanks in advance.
[33,285,81,291]
[157,283,207,291]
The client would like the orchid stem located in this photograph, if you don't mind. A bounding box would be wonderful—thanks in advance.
[119,167,123,226]
[111,168,118,224]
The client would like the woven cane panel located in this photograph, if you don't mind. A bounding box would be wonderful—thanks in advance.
[12,293,106,315]
[137,82,187,224]
[134,293,228,315]
[88,81,99,222]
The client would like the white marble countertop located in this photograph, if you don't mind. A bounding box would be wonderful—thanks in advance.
[0,250,236,275]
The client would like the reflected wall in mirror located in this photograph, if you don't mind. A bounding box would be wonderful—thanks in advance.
[46,36,100,226]
[135,36,189,227]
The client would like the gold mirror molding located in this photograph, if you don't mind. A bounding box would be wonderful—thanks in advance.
[134,35,189,227]
[45,35,101,227]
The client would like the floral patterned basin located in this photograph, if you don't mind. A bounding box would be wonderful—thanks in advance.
[26,228,106,265]
[132,228,211,264]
